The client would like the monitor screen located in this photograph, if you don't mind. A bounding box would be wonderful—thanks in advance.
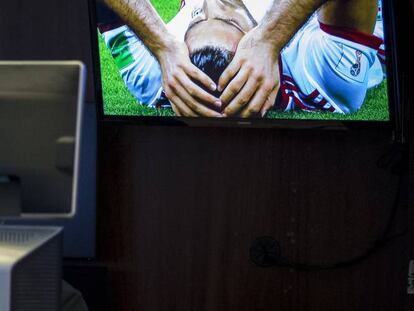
[93,0,392,123]
[0,62,85,218]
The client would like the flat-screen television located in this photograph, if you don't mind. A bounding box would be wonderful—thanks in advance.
[89,0,401,129]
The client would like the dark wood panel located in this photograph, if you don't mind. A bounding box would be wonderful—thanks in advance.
[98,125,409,311]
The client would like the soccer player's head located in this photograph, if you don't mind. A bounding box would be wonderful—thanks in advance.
[184,0,257,96]
[189,47,234,98]
[185,0,256,54]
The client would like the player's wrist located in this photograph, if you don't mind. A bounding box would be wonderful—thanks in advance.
[253,25,282,57]
[151,34,178,61]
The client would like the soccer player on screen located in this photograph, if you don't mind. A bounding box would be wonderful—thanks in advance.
[101,0,385,117]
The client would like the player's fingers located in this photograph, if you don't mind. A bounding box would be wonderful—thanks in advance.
[171,101,185,117]
[184,63,217,93]
[171,104,182,116]
[260,86,279,117]
[164,87,182,116]
[220,66,250,105]
[178,73,221,109]
[259,97,274,118]
[171,97,197,117]
[239,87,273,118]
[218,58,242,92]
[223,77,259,116]
[170,79,223,117]
[165,88,197,117]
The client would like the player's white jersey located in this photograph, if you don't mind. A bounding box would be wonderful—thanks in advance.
[166,0,203,41]
[167,0,273,40]
[279,14,384,113]
[277,1,385,113]
[101,0,386,113]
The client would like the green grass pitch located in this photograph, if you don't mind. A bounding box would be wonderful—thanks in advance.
[98,0,390,121]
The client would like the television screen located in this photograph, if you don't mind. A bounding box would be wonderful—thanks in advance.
[92,0,392,123]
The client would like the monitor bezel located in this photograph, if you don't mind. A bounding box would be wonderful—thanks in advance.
[0,61,86,220]
[88,0,399,132]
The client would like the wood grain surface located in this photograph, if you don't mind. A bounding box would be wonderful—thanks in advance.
[98,125,410,311]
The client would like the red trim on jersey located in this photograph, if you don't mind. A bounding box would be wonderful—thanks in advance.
[319,22,383,50]
[284,82,301,93]
[98,21,125,34]
[290,92,316,111]
[304,89,320,100]
[319,98,328,106]
[279,58,337,113]
[282,75,296,85]
[278,56,290,111]
[283,75,338,112]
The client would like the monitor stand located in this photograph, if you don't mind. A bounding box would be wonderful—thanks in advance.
[0,225,63,311]
[0,179,63,310]
[0,176,21,217]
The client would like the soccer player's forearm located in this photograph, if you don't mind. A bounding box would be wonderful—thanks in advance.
[258,0,328,53]
[103,0,174,58]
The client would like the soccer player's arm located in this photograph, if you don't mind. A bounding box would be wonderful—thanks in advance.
[104,0,223,117]
[219,0,328,117]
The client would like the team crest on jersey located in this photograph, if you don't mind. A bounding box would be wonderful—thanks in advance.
[335,46,367,83]
[350,50,362,77]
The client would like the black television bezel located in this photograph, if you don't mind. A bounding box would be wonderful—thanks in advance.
[88,0,400,132]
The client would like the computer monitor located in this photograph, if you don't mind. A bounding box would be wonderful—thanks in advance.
[0,61,86,311]
[0,61,86,218]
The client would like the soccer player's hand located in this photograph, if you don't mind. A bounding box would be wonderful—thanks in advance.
[241,87,278,118]
[218,28,280,118]
[157,41,223,117]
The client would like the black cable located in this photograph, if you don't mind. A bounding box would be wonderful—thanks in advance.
[250,142,408,271]
[277,230,407,271]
